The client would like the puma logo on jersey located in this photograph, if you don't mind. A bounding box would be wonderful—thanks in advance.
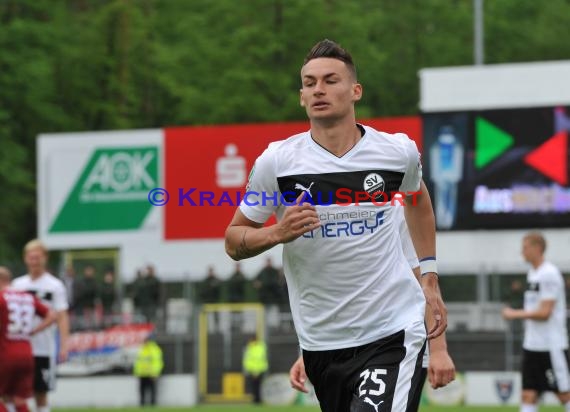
[363,396,384,412]
[295,182,315,199]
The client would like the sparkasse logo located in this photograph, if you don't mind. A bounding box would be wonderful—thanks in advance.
[49,146,159,233]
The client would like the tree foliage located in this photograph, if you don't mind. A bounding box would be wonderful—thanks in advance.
[1,0,569,263]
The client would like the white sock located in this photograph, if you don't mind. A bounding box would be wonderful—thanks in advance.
[565,401,570,412]
[521,404,537,412]
[38,407,50,412]
[6,403,16,412]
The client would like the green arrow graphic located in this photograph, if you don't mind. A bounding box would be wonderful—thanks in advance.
[475,117,514,169]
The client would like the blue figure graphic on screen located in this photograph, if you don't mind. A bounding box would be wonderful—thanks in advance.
[429,126,464,229]
[554,107,570,133]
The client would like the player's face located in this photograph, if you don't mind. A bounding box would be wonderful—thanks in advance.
[24,248,47,273]
[300,58,362,122]
[521,239,537,263]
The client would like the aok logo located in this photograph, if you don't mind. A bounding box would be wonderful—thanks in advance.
[49,146,159,233]
[80,148,158,203]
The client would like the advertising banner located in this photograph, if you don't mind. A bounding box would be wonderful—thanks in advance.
[423,106,570,230]
[58,323,154,376]
[38,117,421,278]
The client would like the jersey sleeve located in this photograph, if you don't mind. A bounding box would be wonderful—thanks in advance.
[239,147,279,224]
[398,135,422,193]
[539,269,561,301]
[53,281,69,312]
[396,207,419,269]
[34,296,49,318]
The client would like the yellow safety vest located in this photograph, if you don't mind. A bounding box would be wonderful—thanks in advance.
[242,341,268,376]
[134,341,164,377]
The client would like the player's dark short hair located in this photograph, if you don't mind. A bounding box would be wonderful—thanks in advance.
[524,231,546,253]
[303,39,357,80]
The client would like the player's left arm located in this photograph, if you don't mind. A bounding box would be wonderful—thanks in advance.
[503,300,555,321]
[405,180,447,339]
[56,310,70,361]
[412,267,455,389]
[289,355,309,393]
[54,282,70,362]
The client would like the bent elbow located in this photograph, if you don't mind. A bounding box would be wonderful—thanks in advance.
[539,312,552,321]
[226,247,240,261]
[224,231,240,261]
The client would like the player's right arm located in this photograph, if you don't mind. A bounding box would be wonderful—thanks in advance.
[225,147,319,261]
[503,270,559,321]
[31,299,58,336]
[225,194,320,260]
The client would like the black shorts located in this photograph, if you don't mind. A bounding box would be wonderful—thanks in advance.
[34,356,55,393]
[303,323,426,412]
[522,349,570,393]
[407,367,427,412]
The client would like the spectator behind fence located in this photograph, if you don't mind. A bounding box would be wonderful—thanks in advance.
[134,265,161,324]
[253,258,282,305]
[100,269,117,327]
[75,265,98,329]
[198,266,222,304]
[506,279,525,309]
[132,269,144,320]
[226,263,246,303]
[276,267,289,309]
[61,264,76,309]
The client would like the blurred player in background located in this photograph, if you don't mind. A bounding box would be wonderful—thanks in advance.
[0,266,57,412]
[226,39,446,411]
[11,240,69,412]
[503,232,570,412]
[289,202,455,411]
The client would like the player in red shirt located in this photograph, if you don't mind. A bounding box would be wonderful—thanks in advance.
[0,267,57,412]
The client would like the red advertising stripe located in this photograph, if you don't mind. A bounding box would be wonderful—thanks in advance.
[164,117,422,240]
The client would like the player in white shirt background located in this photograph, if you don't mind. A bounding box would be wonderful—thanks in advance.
[503,232,570,412]
[225,39,447,411]
[11,239,70,412]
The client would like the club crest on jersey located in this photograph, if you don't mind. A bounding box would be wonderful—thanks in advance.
[363,173,385,201]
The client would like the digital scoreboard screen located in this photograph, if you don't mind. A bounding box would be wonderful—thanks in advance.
[422,106,570,230]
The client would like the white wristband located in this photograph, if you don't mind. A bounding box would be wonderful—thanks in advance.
[419,257,437,276]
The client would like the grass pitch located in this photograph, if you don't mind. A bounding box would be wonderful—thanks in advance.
[54,405,562,412]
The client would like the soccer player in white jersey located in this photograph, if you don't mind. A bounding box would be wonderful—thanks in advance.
[225,39,446,411]
[503,232,570,412]
[11,240,70,412]
[289,203,455,411]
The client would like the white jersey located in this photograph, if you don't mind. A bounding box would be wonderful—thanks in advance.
[241,124,426,351]
[523,261,568,351]
[12,272,68,357]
